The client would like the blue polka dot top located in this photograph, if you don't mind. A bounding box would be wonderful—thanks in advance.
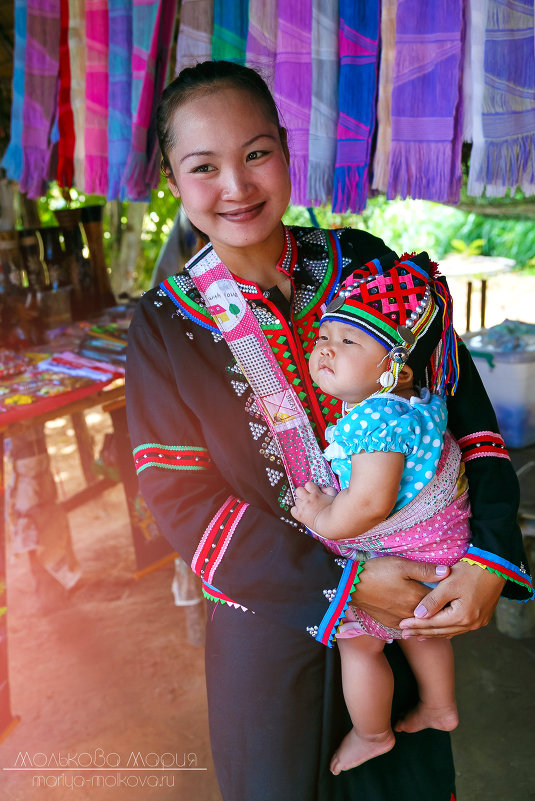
[324,388,448,514]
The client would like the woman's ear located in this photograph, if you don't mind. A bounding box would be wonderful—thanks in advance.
[279,128,290,165]
[165,167,180,199]
[397,363,414,388]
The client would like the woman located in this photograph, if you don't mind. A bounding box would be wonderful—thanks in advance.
[126,60,532,801]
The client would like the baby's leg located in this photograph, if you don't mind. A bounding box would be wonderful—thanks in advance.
[396,638,458,733]
[331,635,396,775]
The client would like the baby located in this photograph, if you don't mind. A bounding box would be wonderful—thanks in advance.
[291,253,471,775]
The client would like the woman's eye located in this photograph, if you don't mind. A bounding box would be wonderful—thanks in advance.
[246,150,268,162]
[191,164,215,173]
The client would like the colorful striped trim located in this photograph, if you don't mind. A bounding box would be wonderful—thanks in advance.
[314,560,364,648]
[201,580,249,612]
[160,274,218,332]
[191,496,249,584]
[133,444,211,475]
[461,545,534,597]
[457,431,509,462]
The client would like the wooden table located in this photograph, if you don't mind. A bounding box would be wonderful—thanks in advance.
[0,377,173,743]
[439,254,516,331]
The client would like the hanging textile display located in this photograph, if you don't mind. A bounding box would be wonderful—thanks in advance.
[274,0,313,207]
[19,0,61,199]
[2,0,27,181]
[371,0,398,193]
[56,0,75,188]
[84,0,109,195]
[212,0,248,64]
[467,0,535,197]
[332,0,380,213]
[5,1,535,207]
[107,0,132,200]
[68,0,86,191]
[306,0,339,206]
[245,0,278,89]
[144,0,178,190]
[174,0,213,76]
[387,0,464,203]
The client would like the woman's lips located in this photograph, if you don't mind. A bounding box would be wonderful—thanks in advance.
[218,202,265,222]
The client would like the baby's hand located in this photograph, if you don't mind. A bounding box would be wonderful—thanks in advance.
[290,481,336,530]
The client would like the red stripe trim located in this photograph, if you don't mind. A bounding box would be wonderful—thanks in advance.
[137,456,206,469]
[465,555,532,586]
[162,278,217,329]
[458,430,505,446]
[192,497,236,574]
[204,501,246,577]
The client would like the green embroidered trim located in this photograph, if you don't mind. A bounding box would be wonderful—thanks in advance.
[132,444,208,455]
[460,557,533,593]
[166,275,214,324]
[295,232,334,320]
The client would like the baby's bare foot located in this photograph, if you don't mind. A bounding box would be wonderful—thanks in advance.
[394,702,459,734]
[330,728,395,775]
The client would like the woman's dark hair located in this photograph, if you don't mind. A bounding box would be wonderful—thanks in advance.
[157,60,284,176]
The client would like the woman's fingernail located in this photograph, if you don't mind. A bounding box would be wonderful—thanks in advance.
[414,604,428,618]
[435,565,448,576]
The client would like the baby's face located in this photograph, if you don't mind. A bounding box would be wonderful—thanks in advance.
[309,321,388,405]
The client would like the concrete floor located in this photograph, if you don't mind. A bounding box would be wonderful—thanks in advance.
[452,618,535,800]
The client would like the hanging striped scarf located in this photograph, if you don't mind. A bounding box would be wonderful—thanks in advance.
[307,0,338,205]
[371,0,398,193]
[57,0,75,188]
[19,0,61,198]
[2,0,27,181]
[212,0,248,64]
[125,0,177,201]
[468,0,535,197]
[145,0,178,190]
[387,0,464,203]
[107,0,132,200]
[274,0,313,207]
[174,0,213,76]
[332,0,380,214]
[84,0,109,195]
[68,0,86,190]
[246,0,278,89]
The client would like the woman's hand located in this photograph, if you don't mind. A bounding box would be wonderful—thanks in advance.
[399,560,506,639]
[351,557,451,630]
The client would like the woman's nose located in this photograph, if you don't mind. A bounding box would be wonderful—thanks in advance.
[221,166,251,199]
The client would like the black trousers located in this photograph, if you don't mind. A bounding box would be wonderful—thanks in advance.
[205,600,456,801]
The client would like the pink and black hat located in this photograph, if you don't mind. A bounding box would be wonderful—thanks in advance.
[322,252,459,396]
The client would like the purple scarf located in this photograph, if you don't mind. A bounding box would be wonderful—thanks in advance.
[468,0,535,197]
[274,0,312,206]
[19,0,61,198]
[332,0,380,213]
[387,0,464,203]
[2,0,27,181]
[84,0,109,195]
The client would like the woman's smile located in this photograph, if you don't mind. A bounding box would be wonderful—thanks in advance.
[218,201,266,222]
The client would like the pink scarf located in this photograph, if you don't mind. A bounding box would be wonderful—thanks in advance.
[84,0,109,194]
[274,0,312,206]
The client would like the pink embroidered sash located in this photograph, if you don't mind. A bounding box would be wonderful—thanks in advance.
[188,243,335,499]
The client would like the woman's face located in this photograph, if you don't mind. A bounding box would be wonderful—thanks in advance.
[165,86,292,259]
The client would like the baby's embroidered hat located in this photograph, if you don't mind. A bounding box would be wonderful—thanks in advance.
[321,251,459,396]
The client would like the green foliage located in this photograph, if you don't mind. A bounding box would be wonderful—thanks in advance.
[32,180,535,293]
